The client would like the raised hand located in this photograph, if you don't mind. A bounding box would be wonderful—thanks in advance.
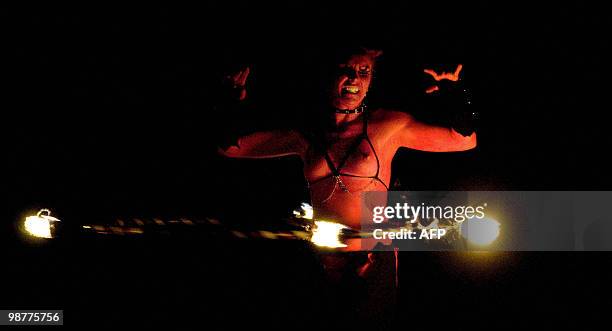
[420,63,475,136]
[224,66,250,101]
[423,64,463,94]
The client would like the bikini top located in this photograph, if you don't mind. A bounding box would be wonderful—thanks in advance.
[308,114,389,201]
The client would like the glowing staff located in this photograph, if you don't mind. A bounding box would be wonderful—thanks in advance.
[24,209,61,239]
[310,220,348,248]
[460,217,501,246]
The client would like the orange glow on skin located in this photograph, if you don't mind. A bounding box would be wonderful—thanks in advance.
[424,64,463,94]
[425,85,440,94]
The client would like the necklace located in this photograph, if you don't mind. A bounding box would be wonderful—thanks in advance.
[335,103,367,114]
[319,114,369,203]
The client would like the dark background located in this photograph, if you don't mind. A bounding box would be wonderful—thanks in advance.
[2,2,611,328]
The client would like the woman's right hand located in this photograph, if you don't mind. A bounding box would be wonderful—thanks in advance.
[223,66,250,101]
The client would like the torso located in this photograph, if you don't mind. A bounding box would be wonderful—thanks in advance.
[301,109,403,228]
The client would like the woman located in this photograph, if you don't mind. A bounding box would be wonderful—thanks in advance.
[218,47,476,233]
[216,46,476,325]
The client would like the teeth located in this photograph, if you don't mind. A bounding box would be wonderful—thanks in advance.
[343,86,359,94]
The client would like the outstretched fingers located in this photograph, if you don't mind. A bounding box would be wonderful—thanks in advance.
[236,66,250,86]
[423,64,463,82]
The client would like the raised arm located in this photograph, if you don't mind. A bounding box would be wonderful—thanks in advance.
[215,66,308,159]
[392,63,477,152]
[218,129,308,159]
[392,112,476,152]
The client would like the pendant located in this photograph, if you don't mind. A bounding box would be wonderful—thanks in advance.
[335,176,350,193]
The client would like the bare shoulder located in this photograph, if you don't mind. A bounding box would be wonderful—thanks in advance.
[368,108,414,129]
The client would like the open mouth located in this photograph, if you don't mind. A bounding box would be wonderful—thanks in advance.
[341,86,360,95]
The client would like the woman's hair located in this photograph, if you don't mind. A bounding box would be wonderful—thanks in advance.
[328,45,383,67]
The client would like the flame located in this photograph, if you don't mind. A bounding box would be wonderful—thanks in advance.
[293,202,314,220]
[460,217,500,246]
[310,220,348,248]
[24,209,60,239]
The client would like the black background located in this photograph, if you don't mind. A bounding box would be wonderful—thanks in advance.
[2,2,611,328]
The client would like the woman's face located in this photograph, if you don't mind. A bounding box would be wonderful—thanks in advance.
[330,54,374,110]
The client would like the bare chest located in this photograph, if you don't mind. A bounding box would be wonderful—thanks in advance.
[303,124,390,182]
